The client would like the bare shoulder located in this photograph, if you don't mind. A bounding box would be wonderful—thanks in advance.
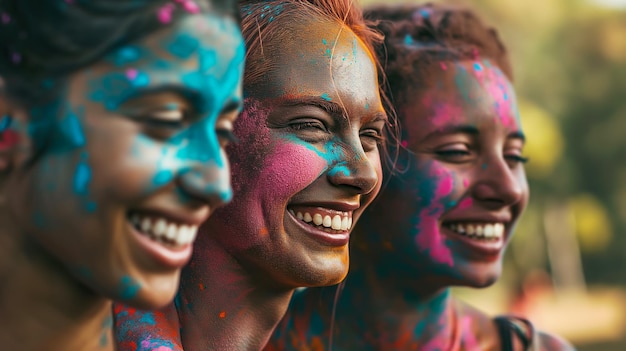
[536,331,577,351]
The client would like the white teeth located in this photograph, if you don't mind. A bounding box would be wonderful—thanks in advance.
[154,219,167,236]
[303,212,313,222]
[141,217,151,232]
[166,223,177,240]
[292,209,353,231]
[447,222,505,240]
[322,215,332,228]
[313,214,323,226]
[331,215,342,230]
[484,224,494,238]
[129,213,198,247]
[494,223,505,238]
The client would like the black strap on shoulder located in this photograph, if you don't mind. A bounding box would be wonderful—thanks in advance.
[494,316,533,351]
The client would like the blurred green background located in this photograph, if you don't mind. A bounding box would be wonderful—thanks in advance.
[361,0,626,349]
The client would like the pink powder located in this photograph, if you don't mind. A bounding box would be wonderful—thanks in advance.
[463,178,469,188]
[439,62,448,71]
[460,316,480,349]
[157,3,175,24]
[175,0,201,14]
[456,197,473,210]
[1,13,10,24]
[125,68,138,81]
[401,140,408,148]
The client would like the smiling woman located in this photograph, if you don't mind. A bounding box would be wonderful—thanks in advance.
[266,3,574,351]
[113,0,393,350]
[0,1,243,350]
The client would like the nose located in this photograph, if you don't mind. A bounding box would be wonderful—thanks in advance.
[471,157,526,209]
[177,155,232,209]
[327,147,380,195]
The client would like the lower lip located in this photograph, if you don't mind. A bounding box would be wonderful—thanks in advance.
[441,226,506,259]
[128,222,193,269]
[287,210,350,246]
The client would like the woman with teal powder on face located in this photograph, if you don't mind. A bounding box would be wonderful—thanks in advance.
[267,3,575,351]
[0,0,244,350]
[113,0,395,350]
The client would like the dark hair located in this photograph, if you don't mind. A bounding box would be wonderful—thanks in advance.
[0,0,239,107]
[365,2,512,106]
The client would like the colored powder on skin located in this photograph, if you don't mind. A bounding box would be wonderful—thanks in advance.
[460,316,480,349]
[328,163,351,177]
[73,153,91,195]
[320,93,332,101]
[482,163,488,170]
[440,62,448,71]
[57,108,86,148]
[100,315,113,347]
[414,169,455,267]
[119,275,141,300]
[463,178,469,188]
[0,115,11,132]
[457,197,473,210]
[109,46,143,67]
[404,34,414,45]
[167,33,200,59]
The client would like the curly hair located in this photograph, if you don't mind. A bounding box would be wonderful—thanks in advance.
[365,2,512,106]
[0,0,239,107]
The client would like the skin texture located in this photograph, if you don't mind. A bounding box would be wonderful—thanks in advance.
[266,60,575,351]
[0,12,244,351]
[114,18,386,351]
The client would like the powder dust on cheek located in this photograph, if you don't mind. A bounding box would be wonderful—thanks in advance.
[414,167,456,267]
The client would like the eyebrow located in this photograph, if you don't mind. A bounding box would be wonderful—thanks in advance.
[423,125,480,140]
[120,84,242,115]
[280,96,347,119]
[279,96,388,123]
[508,131,526,143]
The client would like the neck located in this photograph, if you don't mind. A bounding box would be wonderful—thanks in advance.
[177,237,294,351]
[335,255,459,350]
[0,213,114,351]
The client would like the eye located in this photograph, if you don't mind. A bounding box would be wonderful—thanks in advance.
[504,152,529,167]
[134,108,187,129]
[360,127,384,151]
[434,143,473,163]
[215,115,238,148]
[287,118,330,143]
[289,119,327,132]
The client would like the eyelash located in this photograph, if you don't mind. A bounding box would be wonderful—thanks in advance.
[505,155,530,164]
[290,121,327,132]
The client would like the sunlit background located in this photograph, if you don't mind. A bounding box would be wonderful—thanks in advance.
[361,0,626,349]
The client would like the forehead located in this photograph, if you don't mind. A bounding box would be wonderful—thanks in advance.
[254,19,382,108]
[400,59,521,138]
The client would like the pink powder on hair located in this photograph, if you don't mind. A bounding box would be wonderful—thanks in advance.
[439,62,448,71]
[401,140,408,148]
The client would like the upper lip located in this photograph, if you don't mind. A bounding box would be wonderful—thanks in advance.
[128,207,210,227]
[287,201,360,212]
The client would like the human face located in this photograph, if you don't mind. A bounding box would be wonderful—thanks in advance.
[199,19,386,288]
[365,59,528,287]
[3,13,244,308]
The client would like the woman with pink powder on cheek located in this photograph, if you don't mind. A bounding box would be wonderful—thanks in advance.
[113,1,394,350]
[266,4,575,351]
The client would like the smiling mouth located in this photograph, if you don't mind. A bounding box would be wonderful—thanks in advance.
[128,211,199,249]
[443,222,505,241]
[288,208,353,233]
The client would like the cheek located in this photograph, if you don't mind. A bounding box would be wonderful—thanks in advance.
[257,139,327,199]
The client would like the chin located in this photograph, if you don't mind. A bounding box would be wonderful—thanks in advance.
[120,273,180,310]
[459,264,502,289]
